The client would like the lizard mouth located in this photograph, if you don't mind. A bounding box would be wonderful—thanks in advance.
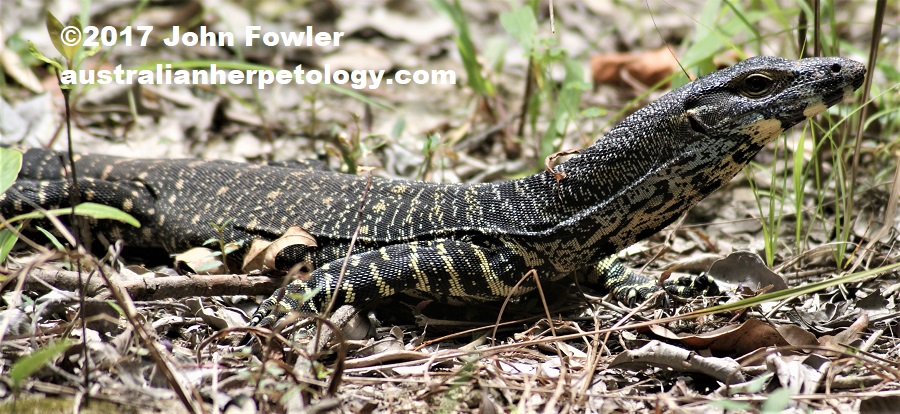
[783,59,866,127]
[850,66,866,89]
[826,60,866,106]
[823,88,848,107]
[839,60,866,97]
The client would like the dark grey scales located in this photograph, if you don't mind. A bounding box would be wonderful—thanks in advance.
[0,56,866,330]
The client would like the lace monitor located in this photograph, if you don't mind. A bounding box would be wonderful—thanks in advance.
[1,56,866,329]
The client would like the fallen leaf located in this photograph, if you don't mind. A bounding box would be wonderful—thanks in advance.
[242,226,317,273]
[706,251,788,293]
[185,298,245,330]
[0,30,42,93]
[775,324,819,347]
[0,95,55,145]
[650,319,790,358]
[609,340,745,383]
[590,47,680,88]
[819,312,868,355]
[175,247,226,274]
[768,352,827,394]
[856,292,887,310]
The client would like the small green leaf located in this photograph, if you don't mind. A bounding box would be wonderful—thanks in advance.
[422,133,441,152]
[9,340,74,390]
[105,301,125,317]
[0,147,23,195]
[63,16,84,62]
[581,107,605,118]
[202,237,220,246]
[760,388,792,414]
[47,12,83,63]
[46,12,68,59]
[391,118,406,139]
[0,226,21,263]
[8,202,141,228]
[36,226,65,250]
[288,286,320,304]
[500,6,538,55]
[27,41,64,72]
[539,58,586,159]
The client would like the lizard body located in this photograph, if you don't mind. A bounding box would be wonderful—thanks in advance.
[0,56,865,327]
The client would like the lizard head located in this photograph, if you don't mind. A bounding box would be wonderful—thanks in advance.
[682,56,866,147]
[514,56,865,249]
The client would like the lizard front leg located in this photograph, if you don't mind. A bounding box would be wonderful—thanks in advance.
[250,238,528,328]
[587,255,720,305]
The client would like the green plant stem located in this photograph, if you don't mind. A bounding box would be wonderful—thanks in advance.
[844,0,884,266]
[57,65,92,405]
[517,57,535,138]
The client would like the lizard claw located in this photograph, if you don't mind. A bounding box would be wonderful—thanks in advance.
[662,273,720,298]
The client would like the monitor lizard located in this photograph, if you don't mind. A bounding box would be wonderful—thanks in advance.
[0,56,866,330]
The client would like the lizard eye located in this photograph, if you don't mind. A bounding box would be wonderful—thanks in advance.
[742,74,774,97]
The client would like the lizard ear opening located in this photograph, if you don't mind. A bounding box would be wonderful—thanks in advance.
[686,112,708,134]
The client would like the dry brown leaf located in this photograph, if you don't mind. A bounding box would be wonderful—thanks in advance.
[241,226,317,273]
[646,324,683,341]
[590,47,680,88]
[175,247,227,274]
[706,251,788,293]
[544,148,581,183]
[650,319,790,358]
[819,312,869,355]
[775,324,819,347]
[768,352,827,395]
[0,28,42,93]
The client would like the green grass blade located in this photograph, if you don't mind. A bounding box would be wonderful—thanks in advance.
[8,202,141,228]
[0,226,22,263]
[696,262,900,316]
[428,0,494,96]
[9,340,74,390]
[0,148,23,195]
[36,226,65,250]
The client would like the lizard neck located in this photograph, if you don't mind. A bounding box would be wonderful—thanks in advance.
[487,91,763,269]
[490,92,692,233]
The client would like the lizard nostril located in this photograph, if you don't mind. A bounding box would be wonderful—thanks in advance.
[830,63,841,73]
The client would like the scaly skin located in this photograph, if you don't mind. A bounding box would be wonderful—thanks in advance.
[0,56,865,328]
